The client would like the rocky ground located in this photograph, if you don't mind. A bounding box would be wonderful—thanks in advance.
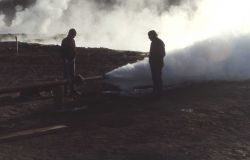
[0,42,250,160]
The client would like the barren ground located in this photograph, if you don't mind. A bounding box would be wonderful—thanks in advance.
[0,42,250,160]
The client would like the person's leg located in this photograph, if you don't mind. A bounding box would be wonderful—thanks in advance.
[150,63,158,94]
[63,61,67,79]
[63,60,70,94]
[69,60,75,93]
[155,66,163,93]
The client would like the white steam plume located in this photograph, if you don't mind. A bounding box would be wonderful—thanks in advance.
[106,34,250,90]
[104,0,250,90]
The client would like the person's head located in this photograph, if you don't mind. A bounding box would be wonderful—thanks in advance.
[148,30,158,41]
[67,28,77,39]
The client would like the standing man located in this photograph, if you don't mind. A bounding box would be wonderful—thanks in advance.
[61,28,77,95]
[148,30,166,95]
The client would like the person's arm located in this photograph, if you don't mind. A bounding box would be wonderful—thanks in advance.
[147,43,152,57]
[161,42,166,58]
[61,39,67,59]
[68,39,76,59]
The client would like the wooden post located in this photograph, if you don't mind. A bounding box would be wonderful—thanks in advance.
[0,125,67,141]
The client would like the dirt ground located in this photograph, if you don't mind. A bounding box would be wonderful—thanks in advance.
[0,42,250,160]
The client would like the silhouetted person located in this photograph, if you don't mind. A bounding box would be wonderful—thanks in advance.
[61,28,77,95]
[148,30,165,95]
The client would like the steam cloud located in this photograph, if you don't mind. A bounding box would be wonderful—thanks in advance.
[106,34,250,90]
[1,0,250,90]
[0,0,36,26]
[1,0,249,51]
[0,0,195,50]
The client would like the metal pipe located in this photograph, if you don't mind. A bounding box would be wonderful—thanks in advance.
[0,75,104,95]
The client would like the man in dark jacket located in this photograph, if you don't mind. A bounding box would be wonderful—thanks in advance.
[148,30,166,95]
[61,28,77,95]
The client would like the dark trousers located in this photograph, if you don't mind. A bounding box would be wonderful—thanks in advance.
[150,60,163,94]
[63,59,75,93]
